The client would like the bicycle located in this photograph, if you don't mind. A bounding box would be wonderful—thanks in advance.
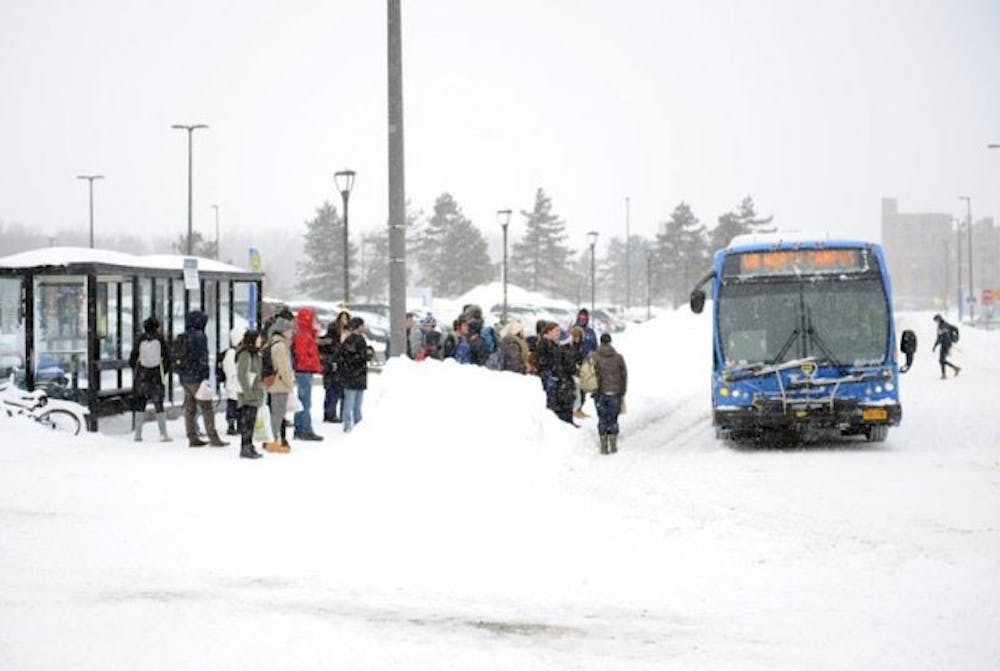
[1,375,85,435]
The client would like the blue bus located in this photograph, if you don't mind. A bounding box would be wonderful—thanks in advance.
[690,236,917,442]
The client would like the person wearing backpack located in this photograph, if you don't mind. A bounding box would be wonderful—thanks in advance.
[221,326,245,435]
[932,314,961,380]
[178,310,228,448]
[593,333,628,454]
[234,329,265,459]
[129,316,172,442]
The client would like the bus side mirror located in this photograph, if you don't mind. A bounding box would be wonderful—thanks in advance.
[690,289,706,314]
[899,329,917,373]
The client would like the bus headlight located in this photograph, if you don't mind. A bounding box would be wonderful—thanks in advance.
[885,382,894,391]
[719,387,730,397]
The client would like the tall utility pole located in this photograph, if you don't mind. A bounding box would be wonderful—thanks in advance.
[956,217,964,322]
[959,196,973,322]
[387,0,407,360]
[625,196,631,310]
[76,174,104,248]
[211,204,220,260]
[171,124,209,255]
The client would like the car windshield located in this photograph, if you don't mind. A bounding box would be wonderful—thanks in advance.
[717,277,889,368]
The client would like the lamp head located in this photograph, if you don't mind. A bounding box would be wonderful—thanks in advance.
[496,209,512,228]
[587,230,599,248]
[334,169,356,195]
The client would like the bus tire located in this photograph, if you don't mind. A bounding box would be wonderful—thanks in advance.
[865,424,888,443]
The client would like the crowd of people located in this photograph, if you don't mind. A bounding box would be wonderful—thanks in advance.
[128,303,629,459]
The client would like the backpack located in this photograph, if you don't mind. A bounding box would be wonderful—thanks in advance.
[481,326,497,355]
[137,338,162,369]
[579,354,599,393]
[948,324,960,343]
[170,333,187,370]
[260,342,277,388]
[216,348,228,383]
[484,347,506,371]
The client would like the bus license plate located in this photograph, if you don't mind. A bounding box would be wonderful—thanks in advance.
[863,408,888,421]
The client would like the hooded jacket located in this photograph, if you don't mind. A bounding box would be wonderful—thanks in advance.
[178,311,209,385]
[574,312,598,358]
[292,308,323,373]
[594,342,627,394]
[338,331,370,390]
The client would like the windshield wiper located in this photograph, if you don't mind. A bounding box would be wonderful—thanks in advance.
[771,325,800,365]
[805,307,847,373]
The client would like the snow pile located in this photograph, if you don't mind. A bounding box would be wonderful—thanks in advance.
[1,310,999,670]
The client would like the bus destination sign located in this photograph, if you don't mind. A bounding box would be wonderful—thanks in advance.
[731,248,869,277]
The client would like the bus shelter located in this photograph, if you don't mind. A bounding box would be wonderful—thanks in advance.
[0,247,263,431]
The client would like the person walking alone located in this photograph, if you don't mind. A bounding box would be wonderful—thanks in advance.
[932,314,961,379]
[235,329,265,459]
[592,333,627,454]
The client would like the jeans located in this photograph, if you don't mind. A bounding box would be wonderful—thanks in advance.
[342,388,364,431]
[293,372,314,434]
[595,392,622,435]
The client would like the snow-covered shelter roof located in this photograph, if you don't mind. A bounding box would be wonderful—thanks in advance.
[0,247,262,279]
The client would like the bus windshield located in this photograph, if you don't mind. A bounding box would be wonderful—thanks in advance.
[717,277,889,368]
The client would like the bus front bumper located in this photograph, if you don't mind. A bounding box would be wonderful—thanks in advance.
[714,399,901,434]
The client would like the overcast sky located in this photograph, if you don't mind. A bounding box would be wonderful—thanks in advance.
[1,0,998,258]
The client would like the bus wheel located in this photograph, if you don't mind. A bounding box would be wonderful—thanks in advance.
[866,425,889,443]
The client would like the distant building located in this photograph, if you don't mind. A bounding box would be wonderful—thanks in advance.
[881,198,999,314]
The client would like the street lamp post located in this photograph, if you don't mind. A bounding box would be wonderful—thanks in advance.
[334,169,356,307]
[497,209,512,324]
[171,124,209,256]
[587,231,599,312]
[956,217,964,322]
[211,204,220,260]
[76,174,104,248]
[646,250,652,320]
[959,196,973,322]
[625,196,631,310]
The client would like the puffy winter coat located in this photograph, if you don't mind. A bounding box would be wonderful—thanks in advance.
[268,333,296,394]
[593,343,627,394]
[338,333,370,390]
[178,311,209,385]
[222,325,244,401]
[236,348,265,408]
[499,335,528,374]
[292,308,323,373]
[574,318,598,358]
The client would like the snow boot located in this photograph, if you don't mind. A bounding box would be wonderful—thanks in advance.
[609,434,618,454]
[156,412,172,442]
[133,412,144,442]
[240,442,263,459]
[599,433,609,454]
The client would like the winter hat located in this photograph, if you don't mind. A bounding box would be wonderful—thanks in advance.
[600,333,612,344]
[420,314,437,327]
[933,314,942,322]
[272,317,295,335]
[348,316,365,331]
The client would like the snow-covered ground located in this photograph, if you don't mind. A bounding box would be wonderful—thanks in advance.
[1,310,998,670]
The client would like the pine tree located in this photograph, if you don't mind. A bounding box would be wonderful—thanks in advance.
[708,196,775,253]
[294,201,358,301]
[173,231,217,259]
[652,202,708,308]
[510,188,573,298]
[356,233,389,302]
[599,234,652,307]
[412,193,493,298]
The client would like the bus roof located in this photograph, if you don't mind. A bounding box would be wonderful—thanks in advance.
[726,233,878,254]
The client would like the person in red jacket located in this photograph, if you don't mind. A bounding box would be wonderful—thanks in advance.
[292,307,324,441]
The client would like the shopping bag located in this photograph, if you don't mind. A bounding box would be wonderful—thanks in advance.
[619,396,627,415]
[286,390,303,419]
[195,379,214,401]
[253,405,273,443]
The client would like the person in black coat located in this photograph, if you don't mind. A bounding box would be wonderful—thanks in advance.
[178,310,227,447]
[337,317,373,432]
[130,316,172,442]
[535,322,576,425]
[319,311,350,422]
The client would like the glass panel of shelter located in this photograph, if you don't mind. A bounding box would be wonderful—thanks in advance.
[33,275,87,391]
[0,278,25,381]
